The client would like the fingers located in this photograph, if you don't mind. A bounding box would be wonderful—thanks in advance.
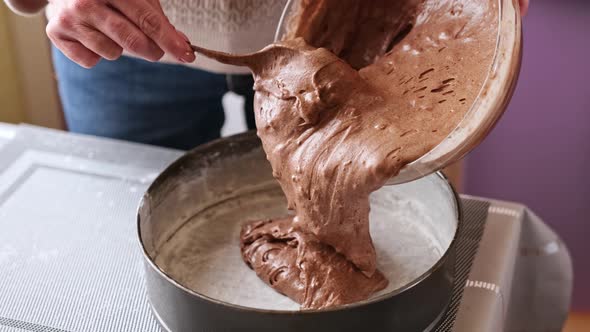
[70,24,123,61]
[46,0,193,68]
[48,33,101,68]
[87,5,164,61]
[107,0,195,63]
[47,9,123,65]
[46,13,101,68]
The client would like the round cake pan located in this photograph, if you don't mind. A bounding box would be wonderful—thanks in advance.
[137,131,462,332]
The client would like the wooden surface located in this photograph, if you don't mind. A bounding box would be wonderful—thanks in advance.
[563,312,590,332]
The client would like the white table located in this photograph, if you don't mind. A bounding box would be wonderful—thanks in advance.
[0,124,571,332]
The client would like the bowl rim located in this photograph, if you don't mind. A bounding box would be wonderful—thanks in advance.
[275,0,523,185]
[136,131,464,315]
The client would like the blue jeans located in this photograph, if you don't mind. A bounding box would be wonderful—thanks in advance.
[52,47,254,150]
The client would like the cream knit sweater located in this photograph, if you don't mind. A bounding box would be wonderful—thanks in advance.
[4,0,287,73]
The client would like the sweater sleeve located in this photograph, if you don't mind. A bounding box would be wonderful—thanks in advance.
[3,0,47,16]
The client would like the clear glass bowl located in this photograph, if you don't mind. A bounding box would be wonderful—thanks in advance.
[274,0,523,185]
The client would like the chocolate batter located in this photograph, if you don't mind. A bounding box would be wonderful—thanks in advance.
[194,0,498,309]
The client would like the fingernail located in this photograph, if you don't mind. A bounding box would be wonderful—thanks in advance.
[180,51,195,63]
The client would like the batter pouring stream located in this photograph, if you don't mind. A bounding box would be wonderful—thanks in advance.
[193,0,498,309]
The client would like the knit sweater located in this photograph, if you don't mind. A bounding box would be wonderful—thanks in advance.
[4,0,287,73]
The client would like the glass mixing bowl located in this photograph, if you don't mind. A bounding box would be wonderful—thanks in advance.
[274,0,523,185]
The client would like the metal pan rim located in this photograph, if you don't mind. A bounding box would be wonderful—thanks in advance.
[136,132,463,315]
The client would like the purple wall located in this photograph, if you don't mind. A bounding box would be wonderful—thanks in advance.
[465,0,590,310]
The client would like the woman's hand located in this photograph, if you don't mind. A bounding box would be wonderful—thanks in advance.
[46,0,195,68]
